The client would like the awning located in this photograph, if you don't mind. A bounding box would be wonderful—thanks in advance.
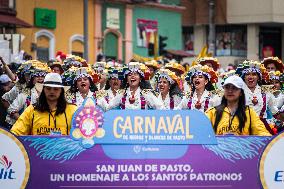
[0,14,32,28]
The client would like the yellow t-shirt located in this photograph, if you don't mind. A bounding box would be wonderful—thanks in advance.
[205,106,271,136]
[11,104,77,136]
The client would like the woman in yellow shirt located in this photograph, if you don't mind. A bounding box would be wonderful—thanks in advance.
[11,73,77,135]
[206,75,271,136]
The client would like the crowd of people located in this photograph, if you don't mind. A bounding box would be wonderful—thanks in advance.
[0,52,283,136]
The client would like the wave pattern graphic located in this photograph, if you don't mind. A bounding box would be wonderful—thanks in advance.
[23,137,86,163]
[202,137,271,163]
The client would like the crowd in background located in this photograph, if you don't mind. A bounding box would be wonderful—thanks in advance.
[0,51,283,136]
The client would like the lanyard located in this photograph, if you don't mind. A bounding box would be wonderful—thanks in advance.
[48,111,57,129]
[48,111,68,133]
[228,113,236,131]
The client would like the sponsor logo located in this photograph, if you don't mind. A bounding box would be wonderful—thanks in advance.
[0,155,15,179]
[259,132,284,189]
[0,128,30,189]
[133,145,160,154]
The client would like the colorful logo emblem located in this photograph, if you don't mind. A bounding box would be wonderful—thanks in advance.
[0,128,30,189]
[0,155,15,180]
[259,132,284,189]
[71,97,105,148]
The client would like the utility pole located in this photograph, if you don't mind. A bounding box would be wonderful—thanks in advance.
[208,0,215,56]
[83,0,89,61]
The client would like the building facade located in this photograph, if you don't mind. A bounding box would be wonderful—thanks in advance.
[182,0,284,68]
[15,0,184,64]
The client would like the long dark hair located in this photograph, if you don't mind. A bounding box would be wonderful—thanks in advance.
[169,82,183,98]
[105,77,123,90]
[26,76,36,89]
[213,89,247,133]
[34,87,67,115]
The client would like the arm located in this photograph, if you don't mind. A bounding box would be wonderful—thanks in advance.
[175,96,189,110]
[144,92,165,110]
[10,105,34,136]
[104,93,123,111]
[250,107,271,136]
[267,93,279,115]
[2,85,19,104]
[0,57,16,81]
[7,93,26,119]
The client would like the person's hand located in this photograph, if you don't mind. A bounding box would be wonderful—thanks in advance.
[0,56,6,66]
[10,111,20,120]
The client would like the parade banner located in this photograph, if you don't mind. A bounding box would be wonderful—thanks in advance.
[0,97,280,188]
[1,133,272,189]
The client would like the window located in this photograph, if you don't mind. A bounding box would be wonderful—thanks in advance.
[182,27,194,53]
[215,25,247,57]
[37,47,49,62]
[35,30,55,60]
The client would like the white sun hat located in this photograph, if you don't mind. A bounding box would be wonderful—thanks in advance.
[36,73,70,92]
[223,75,245,89]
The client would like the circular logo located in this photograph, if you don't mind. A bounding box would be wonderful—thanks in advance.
[259,132,284,189]
[0,128,30,189]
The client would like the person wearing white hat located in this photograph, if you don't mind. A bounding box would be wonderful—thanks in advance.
[11,73,77,136]
[0,74,13,129]
[206,75,271,136]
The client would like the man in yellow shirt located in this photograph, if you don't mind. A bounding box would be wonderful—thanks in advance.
[206,75,271,136]
[11,73,77,135]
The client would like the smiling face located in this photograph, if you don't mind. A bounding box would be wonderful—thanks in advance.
[33,75,45,85]
[76,76,91,93]
[224,84,242,102]
[127,72,141,89]
[158,78,170,96]
[244,72,259,89]
[192,74,208,90]
[271,79,281,90]
[109,77,121,91]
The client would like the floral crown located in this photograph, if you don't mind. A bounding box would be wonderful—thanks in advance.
[219,70,237,80]
[185,64,218,84]
[145,60,160,70]
[268,71,282,81]
[261,56,284,72]
[17,60,50,78]
[197,57,220,71]
[164,60,185,75]
[155,68,179,85]
[236,60,267,80]
[63,55,88,70]
[123,62,150,80]
[62,66,100,86]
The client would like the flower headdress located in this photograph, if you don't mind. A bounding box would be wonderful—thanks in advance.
[123,62,151,80]
[63,55,88,70]
[261,57,284,72]
[155,68,180,85]
[62,66,100,86]
[17,60,50,79]
[235,60,267,81]
[197,57,220,71]
[144,60,160,70]
[268,71,282,81]
[185,64,218,84]
[164,60,185,75]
